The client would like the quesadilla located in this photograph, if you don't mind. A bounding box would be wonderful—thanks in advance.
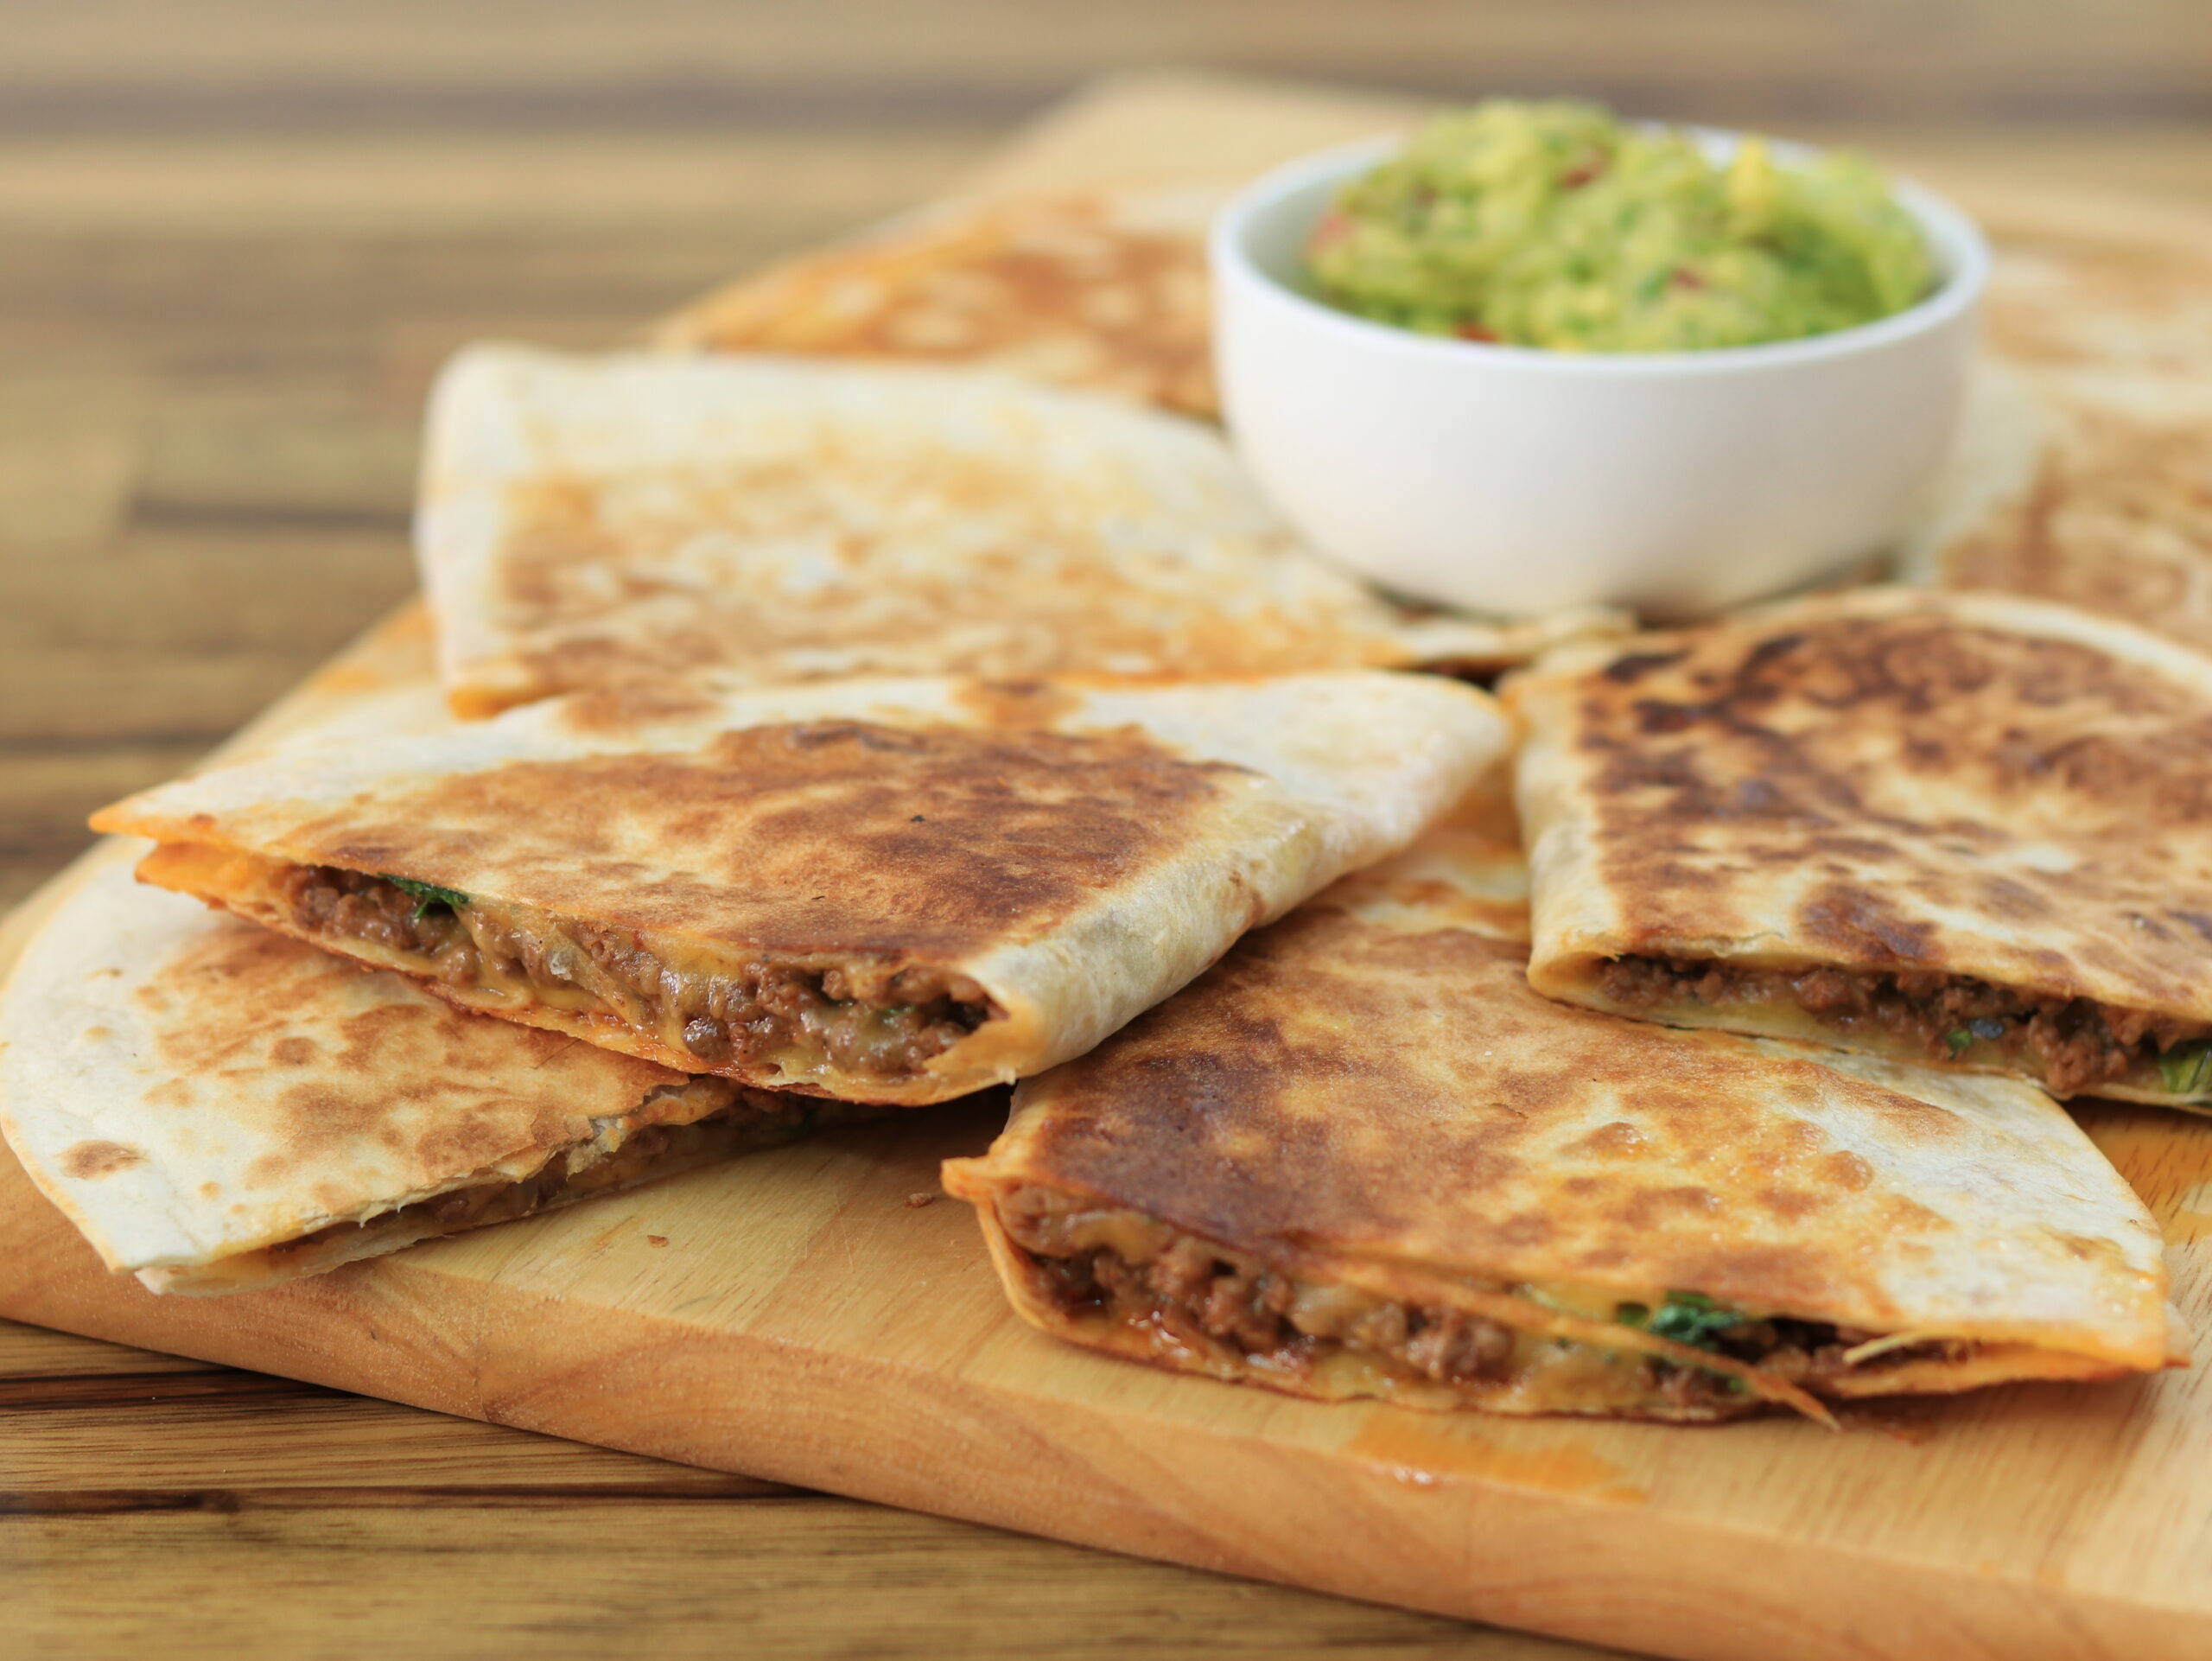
[945,786,2183,1422]
[1510,585,2212,1109]
[91,671,1510,1105]
[655,186,1222,417]
[0,857,880,1295]
[1899,233,2212,653]
[417,345,1624,718]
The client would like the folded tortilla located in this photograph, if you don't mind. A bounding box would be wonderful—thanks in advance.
[945,784,2184,1422]
[1510,585,2212,1108]
[1897,230,2212,655]
[417,345,1624,718]
[655,186,1223,417]
[92,671,1510,1105]
[0,857,880,1295]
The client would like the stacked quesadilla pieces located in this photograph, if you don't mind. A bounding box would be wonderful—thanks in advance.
[0,860,891,1295]
[945,773,2188,1423]
[0,177,2194,1437]
[91,672,1509,1106]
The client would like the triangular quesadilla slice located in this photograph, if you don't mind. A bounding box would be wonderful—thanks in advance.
[655,185,1224,417]
[92,671,1510,1105]
[1895,232,2212,655]
[0,858,883,1295]
[945,786,2184,1422]
[1510,586,2212,1109]
[418,345,1624,718]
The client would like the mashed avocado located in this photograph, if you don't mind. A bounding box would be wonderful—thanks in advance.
[1306,100,1935,353]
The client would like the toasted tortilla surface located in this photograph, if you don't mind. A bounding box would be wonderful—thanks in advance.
[92,672,1510,1104]
[417,346,1623,718]
[0,858,872,1294]
[657,186,1223,416]
[947,789,2181,1421]
[1905,232,2212,654]
[1510,586,2212,1107]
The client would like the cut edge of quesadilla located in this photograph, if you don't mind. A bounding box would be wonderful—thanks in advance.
[0,853,900,1295]
[944,754,2186,1424]
[93,672,1510,1106]
[943,1163,2186,1428]
[137,1089,880,1296]
[1522,948,2212,1114]
[1510,585,2212,1110]
[125,838,1007,1109]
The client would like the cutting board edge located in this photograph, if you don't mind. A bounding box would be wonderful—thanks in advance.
[0,1227,2205,1661]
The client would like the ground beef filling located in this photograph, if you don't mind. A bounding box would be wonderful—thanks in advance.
[276,864,993,1079]
[1000,1194,1968,1409]
[1595,954,2211,1097]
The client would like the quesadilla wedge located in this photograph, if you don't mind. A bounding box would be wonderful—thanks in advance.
[0,858,882,1295]
[1896,232,2212,655]
[91,671,1509,1105]
[417,345,1624,718]
[655,185,1222,417]
[1510,585,2212,1109]
[945,787,2185,1422]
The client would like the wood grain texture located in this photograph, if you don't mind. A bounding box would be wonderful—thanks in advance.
[4,36,2212,1661]
[0,1311,1596,1660]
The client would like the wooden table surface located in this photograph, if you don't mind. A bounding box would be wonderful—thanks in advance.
[5,4,2211,1655]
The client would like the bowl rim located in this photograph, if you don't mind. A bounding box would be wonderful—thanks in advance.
[1209,126,1991,377]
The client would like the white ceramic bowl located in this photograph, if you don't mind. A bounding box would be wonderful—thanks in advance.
[1210,132,1990,618]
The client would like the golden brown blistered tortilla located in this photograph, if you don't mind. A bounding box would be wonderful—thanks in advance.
[0,857,879,1295]
[91,671,1510,1106]
[1903,228,2212,653]
[945,786,2183,1422]
[417,345,1625,719]
[655,186,1223,417]
[1510,584,2212,1109]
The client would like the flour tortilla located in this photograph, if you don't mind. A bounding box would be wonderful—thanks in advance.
[1901,230,2212,652]
[0,857,875,1295]
[93,671,1510,1106]
[1510,585,2212,1107]
[656,186,1224,417]
[946,781,2183,1422]
[417,345,1625,718]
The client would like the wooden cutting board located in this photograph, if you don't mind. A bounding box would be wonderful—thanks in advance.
[8,72,2212,1661]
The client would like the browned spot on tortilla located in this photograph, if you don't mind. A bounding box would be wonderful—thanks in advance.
[1797,885,1940,966]
[289,721,1247,963]
[950,679,1086,729]
[556,677,728,735]
[1821,1151,1875,1193]
[60,1140,145,1179]
[1758,1188,1826,1222]
[269,1037,318,1067]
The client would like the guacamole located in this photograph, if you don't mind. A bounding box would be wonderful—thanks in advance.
[1305,100,1935,353]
